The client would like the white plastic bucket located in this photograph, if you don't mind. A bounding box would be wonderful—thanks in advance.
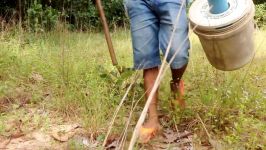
[189,0,255,71]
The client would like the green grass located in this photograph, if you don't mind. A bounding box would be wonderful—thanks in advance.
[0,27,265,149]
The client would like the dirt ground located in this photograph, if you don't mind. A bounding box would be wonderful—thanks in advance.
[0,105,212,150]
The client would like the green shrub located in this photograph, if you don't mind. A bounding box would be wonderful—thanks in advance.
[59,0,127,30]
[1,0,264,30]
[102,0,128,28]
[253,0,265,4]
[255,3,266,29]
[26,0,59,32]
[42,6,59,31]
[0,0,127,31]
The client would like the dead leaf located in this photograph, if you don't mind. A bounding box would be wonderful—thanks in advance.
[104,134,120,149]
[162,129,179,143]
[106,140,119,149]
[51,124,80,132]
[52,131,76,142]
[11,131,25,139]
[51,124,80,142]
[162,128,193,144]
[176,131,193,140]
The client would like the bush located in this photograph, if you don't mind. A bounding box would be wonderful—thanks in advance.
[26,0,59,32]
[0,0,264,31]
[255,3,266,29]
[59,0,127,30]
[253,0,265,4]
[102,0,128,28]
[58,0,99,30]
[0,0,127,31]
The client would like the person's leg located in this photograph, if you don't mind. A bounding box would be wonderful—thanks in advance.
[171,65,187,83]
[158,1,190,108]
[124,0,161,143]
[170,65,187,108]
[143,67,160,127]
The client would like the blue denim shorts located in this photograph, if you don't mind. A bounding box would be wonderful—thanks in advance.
[124,0,190,70]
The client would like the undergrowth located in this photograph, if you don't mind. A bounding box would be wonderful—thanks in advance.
[0,26,265,149]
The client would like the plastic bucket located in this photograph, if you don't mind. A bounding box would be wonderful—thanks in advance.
[190,0,255,71]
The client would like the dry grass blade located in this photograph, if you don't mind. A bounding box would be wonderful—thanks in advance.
[116,92,136,150]
[196,113,223,149]
[102,71,141,148]
[196,113,211,140]
[117,89,149,150]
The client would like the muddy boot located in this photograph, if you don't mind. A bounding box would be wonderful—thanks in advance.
[170,80,186,109]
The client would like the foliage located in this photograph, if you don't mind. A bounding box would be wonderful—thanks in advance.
[101,0,128,28]
[253,0,266,4]
[0,0,265,30]
[57,0,128,30]
[26,0,59,32]
[0,0,16,19]
[62,0,99,30]
[0,0,128,31]
[255,3,266,29]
